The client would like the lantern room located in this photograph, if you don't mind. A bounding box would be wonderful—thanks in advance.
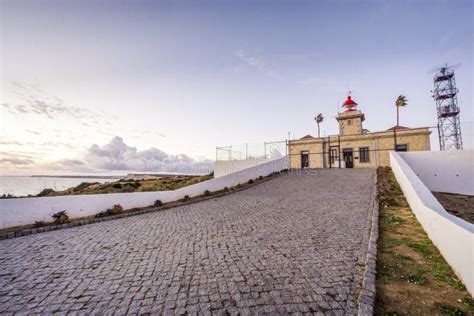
[342,95,358,112]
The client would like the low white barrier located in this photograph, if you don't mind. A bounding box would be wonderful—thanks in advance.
[398,149,474,195]
[0,157,289,229]
[214,157,277,178]
[390,151,474,296]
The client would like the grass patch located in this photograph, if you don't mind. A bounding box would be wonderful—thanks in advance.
[31,174,214,197]
[375,167,472,315]
[434,302,466,316]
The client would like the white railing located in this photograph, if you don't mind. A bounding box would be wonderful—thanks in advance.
[216,140,287,161]
[0,157,289,229]
[390,151,474,295]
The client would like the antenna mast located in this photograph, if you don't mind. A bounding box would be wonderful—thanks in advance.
[432,65,463,150]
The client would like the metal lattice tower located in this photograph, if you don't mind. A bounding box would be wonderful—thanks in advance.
[432,66,463,150]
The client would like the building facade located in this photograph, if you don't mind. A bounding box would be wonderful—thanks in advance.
[289,96,431,169]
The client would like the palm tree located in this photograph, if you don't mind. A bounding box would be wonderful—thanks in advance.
[315,113,324,138]
[395,95,408,127]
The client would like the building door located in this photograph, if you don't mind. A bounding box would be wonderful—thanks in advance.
[301,151,309,168]
[343,148,353,168]
[330,147,339,168]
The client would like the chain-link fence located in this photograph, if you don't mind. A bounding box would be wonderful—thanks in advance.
[216,140,287,161]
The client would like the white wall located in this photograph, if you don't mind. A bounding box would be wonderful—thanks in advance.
[398,150,474,195]
[390,151,474,296]
[214,157,281,178]
[0,157,289,229]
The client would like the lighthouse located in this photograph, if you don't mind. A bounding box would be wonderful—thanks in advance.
[336,95,365,135]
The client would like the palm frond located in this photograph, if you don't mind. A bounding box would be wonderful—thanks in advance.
[315,113,324,123]
[396,95,408,107]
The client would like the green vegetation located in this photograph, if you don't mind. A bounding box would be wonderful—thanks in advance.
[52,210,69,225]
[34,174,213,197]
[0,194,15,199]
[95,204,123,218]
[375,167,473,315]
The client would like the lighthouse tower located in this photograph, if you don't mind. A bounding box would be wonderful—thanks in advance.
[336,95,365,135]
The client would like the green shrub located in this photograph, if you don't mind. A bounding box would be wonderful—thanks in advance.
[52,211,69,224]
[122,184,136,192]
[38,188,55,197]
[248,179,254,184]
[181,195,191,202]
[154,200,163,207]
[204,190,211,197]
[0,194,15,199]
[95,204,123,218]
[258,176,263,180]
[73,182,94,192]
[112,183,122,189]
[109,204,123,214]
[34,221,46,228]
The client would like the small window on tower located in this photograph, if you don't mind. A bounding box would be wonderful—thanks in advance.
[348,119,352,125]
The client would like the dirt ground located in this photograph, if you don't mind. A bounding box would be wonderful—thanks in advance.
[375,167,474,316]
[432,192,474,224]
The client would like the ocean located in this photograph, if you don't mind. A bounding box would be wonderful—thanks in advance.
[0,176,116,197]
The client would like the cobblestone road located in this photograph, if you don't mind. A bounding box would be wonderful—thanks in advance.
[0,169,376,315]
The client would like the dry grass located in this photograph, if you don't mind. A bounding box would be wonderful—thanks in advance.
[432,192,474,224]
[375,167,473,315]
[34,174,213,197]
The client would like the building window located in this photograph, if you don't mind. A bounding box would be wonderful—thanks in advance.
[348,119,352,125]
[395,144,408,152]
[359,147,370,163]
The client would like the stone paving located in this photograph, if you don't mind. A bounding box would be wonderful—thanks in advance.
[0,169,376,315]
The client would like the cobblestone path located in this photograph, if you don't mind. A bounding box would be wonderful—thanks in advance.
[0,169,376,315]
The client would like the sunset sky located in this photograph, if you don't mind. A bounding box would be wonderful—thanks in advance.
[1,0,472,175]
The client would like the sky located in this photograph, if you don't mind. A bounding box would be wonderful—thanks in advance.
[0,0,473,175]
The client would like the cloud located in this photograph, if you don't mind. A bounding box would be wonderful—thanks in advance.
[5,82,105,124]
[234,49,262,68]
[80,137,212,174]
[1,137,213,175]
[0,152,35,165]
[0,140,25,146]
[25,129,42,135]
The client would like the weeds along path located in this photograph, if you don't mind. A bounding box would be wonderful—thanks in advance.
[375,167,473,315]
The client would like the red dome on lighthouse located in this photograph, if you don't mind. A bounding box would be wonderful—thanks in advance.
[342,95,358,112]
